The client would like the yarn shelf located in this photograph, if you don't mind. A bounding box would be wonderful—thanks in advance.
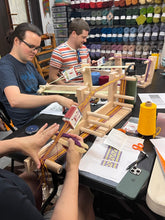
[69,0,165,63]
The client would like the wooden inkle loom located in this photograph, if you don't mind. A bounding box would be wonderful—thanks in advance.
[25,60,136,174]
[119,55,157,88]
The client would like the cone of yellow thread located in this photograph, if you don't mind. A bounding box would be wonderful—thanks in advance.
[137,101,157,136]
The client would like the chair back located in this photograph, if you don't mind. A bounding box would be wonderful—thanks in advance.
[33,33,56,80]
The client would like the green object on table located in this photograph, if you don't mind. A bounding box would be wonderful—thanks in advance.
[125,79,137,104]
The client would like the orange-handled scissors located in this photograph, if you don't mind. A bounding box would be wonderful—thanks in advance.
[132,143,148,157]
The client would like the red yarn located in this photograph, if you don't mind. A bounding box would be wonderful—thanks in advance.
[80,3,85,8]
[102,2,109,7]
[84,3,90,8]
[114,0,120,7]
[119,0,126,7]
[99,75,109,85]
[109,0,114,6]
[96,1,103,8]
[90,2,96,8]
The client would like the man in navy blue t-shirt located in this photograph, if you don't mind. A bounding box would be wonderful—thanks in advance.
[0,23,77,128]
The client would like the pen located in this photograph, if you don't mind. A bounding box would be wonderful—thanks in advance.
[126,152,147,170]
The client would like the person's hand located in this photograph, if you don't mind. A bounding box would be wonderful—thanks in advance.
[15,123,59,169]
[66,137,82,172]
[56,95,78,108]
[91,60,97,66]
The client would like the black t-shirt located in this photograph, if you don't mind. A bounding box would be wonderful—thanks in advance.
[0,169,44,220]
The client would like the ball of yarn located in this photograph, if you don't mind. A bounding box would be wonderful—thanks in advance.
[91,72,101,85]
[153,6,162,23]
[161,7,165,23]
[139,0,146,4]
[136,15,146,25]
[99,75,109,85]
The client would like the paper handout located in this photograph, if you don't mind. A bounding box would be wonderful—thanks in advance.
[79,135,140,183]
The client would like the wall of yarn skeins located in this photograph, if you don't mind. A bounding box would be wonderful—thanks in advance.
[70,0,165,62]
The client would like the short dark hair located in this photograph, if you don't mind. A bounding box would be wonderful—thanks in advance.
[6,22,42,47]
[68,18,90,36]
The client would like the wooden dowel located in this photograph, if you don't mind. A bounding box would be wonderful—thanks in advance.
[80,66,129,71]
[80,127,105,137]
[114,101,134,108]
[58,138,88,154]
[87,111,109,120]
[88,119,110,128]
[94,93,108,99]
[45,159,63,174]
[114,94,134,101]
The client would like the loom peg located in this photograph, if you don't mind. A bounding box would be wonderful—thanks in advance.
[44,159,63,174]
[80,127,105,137]
[84,91,108,99]
[114,94,135,101]
[94,93,108,99]
[87,111,109,120]
[57,137,88,154]
[87,119,111,129]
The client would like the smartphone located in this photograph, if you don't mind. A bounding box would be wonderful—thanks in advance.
[116,167,150,199]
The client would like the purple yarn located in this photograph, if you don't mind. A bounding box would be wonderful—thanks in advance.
[61,133,81,147]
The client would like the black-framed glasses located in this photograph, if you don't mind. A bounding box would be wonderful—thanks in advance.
[76,50,82,63]
[21,40,42,53]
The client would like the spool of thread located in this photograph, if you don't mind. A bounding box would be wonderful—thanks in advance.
[125,79,137,104]
[99,75,109,85]
[91,72,101,85]
[137,101,157,137]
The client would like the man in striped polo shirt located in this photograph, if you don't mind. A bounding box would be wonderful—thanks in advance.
[49,18,91,84]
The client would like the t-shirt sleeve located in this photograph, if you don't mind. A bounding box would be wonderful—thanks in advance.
[0,179,44,220]
[0,63,18,92]
[50,48,63,69]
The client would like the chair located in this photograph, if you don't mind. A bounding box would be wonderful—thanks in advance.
[33,33,56,80]
[0,102,15,132]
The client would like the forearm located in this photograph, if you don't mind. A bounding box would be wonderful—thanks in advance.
[8,93,62,109]
[0,138,24,155]
[51,169,79,220]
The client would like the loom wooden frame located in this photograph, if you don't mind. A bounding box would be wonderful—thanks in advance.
[24,57,136,174]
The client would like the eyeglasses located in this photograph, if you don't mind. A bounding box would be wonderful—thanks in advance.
[21,40,42,53]
[76,50,81,63]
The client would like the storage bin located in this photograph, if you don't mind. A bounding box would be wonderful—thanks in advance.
[53,22,67,29]
[55,38,68,46]
[52,12,67,18]
[54,28,68,38]
[52,6,67,13]
[53,17,67,23]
